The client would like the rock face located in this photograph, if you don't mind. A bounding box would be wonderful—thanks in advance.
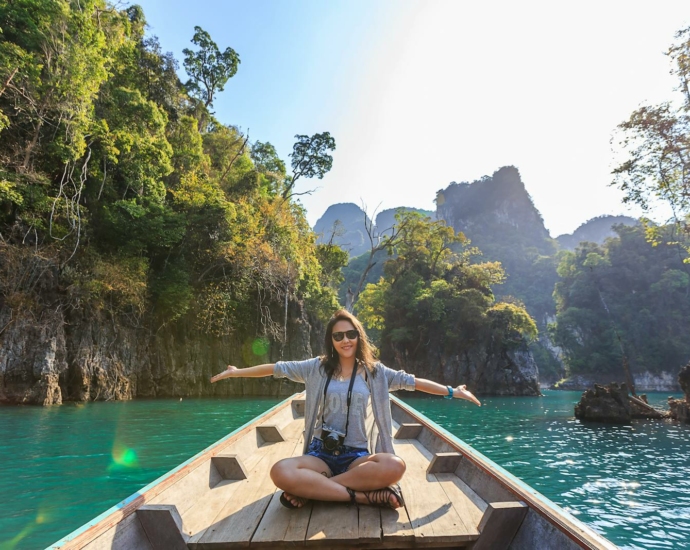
[313,203,435,259]
[313,203,371,258]
[0,302,310,405]
[575,383,632,423]
[388,347,541,396]
[669,363,690,423]
[0,309,68,405]
[556,215,638,250]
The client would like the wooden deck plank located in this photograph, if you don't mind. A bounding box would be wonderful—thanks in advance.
[306,501,359,546]
[81,513,154,550]
[184,480,245,542]
[380,504,415,543]
[250,432,312,546]
[394,439,479,544]
[357,505,382,543]
[251,491,314,547]
[435,473,484,536]
[186,423,303,545]
[380,422,416,544]
[147,460,221,517]
[196,420,304,547]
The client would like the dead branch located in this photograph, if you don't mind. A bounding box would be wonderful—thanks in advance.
[0,68,19,99]
[219,131,250,185]
[348,204,409,311]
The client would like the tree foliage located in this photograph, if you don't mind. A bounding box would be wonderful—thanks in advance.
[612,27,690,256]
[551,224,690,376]
[0,1,339,345]
[357,212,536,364]
[435,167,558,325]
[283,132,336,199]
[183,26,240,109]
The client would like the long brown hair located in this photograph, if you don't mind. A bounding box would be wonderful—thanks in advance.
[321,309,378,377]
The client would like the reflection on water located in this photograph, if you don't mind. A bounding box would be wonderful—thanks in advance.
[401,391,690,550]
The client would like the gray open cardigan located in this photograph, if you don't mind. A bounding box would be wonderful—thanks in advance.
[273,357,416,454]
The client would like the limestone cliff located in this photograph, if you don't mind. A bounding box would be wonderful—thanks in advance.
[0,299,310,405]
[386,346,540,396]
[313,203,371,258]
[556,215,638,250]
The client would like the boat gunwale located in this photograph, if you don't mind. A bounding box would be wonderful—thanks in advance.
[391,394,618,550]
[47,394,297,550]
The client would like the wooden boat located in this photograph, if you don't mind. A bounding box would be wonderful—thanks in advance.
[49,393,618,549]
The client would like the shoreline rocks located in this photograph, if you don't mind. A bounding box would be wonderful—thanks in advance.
[575,383,633,423]
[668,363,690,423]
[575,383,671,423]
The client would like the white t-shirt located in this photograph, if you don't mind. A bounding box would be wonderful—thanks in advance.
[314,372,373,449]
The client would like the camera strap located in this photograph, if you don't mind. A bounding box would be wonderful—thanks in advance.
[321,363,359,439]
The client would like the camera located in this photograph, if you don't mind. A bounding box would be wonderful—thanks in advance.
[321,426,346,454]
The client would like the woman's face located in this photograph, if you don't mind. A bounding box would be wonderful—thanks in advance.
[331,319,358,361]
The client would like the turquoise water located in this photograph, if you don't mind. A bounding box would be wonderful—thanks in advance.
[0,397,282,550]
[403,391,690,550]
[0,392,688,549]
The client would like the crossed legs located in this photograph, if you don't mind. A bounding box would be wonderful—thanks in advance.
[269,452,406,508]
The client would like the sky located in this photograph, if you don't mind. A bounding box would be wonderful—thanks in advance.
[133,0,690,236]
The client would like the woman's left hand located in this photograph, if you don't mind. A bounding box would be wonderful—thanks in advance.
[454,385,481,406]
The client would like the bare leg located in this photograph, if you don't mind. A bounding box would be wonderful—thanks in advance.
[271,453,406,508]
[332,453,405,491]
[270,455,346,506]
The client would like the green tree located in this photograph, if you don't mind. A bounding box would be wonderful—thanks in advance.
[612,26,690,256]
[357,212,535,370]
[183,26,240,109]
[283,132,336,199]
[552,224,690,377]
[0,1,343,356]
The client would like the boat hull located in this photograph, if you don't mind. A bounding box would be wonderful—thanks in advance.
[48,393,617,549]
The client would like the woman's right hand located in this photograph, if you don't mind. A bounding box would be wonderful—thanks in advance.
[454,384,482,406]
[211,365,238,383]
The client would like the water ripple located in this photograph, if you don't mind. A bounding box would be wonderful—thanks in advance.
[403,391,690,550]
[0,397,281,549]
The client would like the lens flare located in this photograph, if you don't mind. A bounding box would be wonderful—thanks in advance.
[251,337,270,356]
[0,524,33,550]
[111,443,139,469]
[0,507,50,550]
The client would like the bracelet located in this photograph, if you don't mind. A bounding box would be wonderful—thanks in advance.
[444,385,453,399]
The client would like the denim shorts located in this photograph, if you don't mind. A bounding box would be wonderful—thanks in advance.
[306,438,370,476]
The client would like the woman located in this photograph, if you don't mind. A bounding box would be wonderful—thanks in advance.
[210,309,481,510]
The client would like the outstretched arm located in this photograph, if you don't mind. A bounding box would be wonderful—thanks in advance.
[210,363,275,383]
[414,378,481,406]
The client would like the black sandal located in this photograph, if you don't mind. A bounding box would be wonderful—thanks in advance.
[346,487,358,508]
[363,484,405,509]
[279,492,309,509]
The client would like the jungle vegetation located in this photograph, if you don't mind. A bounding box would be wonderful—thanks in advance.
[4,1,686,384]
[0,0,344,343]
[0,0,534,369]
[356,212,538,364]
[551,223,690,377]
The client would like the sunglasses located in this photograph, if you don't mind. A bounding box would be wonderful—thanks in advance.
[332,330,359,342]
